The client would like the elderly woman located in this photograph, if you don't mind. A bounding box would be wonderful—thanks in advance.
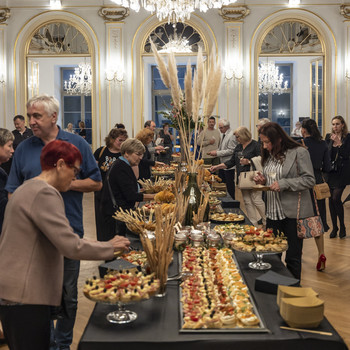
[94,128,128,241]
[254,122,315,280]
[136,128,164,180]
[0,129,14,233]
[211,126,266,227]
[0,140,130,350]
[325,115,350,239]
[100,138,155,237]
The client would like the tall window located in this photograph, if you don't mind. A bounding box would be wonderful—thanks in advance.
[61,68,92,144]
[258,64,293,134]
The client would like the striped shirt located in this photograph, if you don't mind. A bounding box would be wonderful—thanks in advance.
[264,156,286,220]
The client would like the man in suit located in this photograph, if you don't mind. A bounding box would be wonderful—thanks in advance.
[207,119,237,200]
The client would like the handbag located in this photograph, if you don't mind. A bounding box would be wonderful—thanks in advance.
[238,170,259,190]
[313,181,330,200]
[296,190,324,239]
[330,149,342,173]
[295,155,324,239]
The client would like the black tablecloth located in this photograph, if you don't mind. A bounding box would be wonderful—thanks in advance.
[78,249,347,350]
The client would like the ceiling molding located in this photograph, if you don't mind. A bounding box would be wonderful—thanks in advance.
[98,7,130,22]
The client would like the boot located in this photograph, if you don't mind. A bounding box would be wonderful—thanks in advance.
[329,228,338,238]
[339,226,346,239]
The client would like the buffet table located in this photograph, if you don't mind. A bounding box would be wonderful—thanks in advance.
[78,249,347,350]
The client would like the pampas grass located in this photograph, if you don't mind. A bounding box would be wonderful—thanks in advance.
[150,40,170,89]
[151,42,222,173]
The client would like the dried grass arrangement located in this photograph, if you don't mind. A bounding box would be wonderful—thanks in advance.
[138,178,173,194]
[139,205,177,294]
[151,40,222,173]
[192,192,210,227]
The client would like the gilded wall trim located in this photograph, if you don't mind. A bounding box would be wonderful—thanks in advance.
[0,8,10,23]
[340,5,350,20]
[219,5,250,22]
[98,7,129,22]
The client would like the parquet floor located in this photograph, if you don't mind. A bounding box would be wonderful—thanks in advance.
[1,189,349,350]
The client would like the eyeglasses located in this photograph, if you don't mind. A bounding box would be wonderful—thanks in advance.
[69,164,81,176]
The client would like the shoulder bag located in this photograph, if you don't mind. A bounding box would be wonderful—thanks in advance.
[313,174,330,200]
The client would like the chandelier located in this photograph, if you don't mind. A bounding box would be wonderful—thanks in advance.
[258,61,288,95]
[64,62,92,96]
[159,30,192,53]
[111,0,237,23]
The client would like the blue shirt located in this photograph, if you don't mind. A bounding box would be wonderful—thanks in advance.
[5,127,101,237]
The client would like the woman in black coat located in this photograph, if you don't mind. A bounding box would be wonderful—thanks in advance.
[100,138,155,238]
[301,119,331,271]
[325,115,350,239]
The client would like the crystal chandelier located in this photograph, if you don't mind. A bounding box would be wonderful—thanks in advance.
[111,0,237,23]
[159,30,192,53]
[64,62,92,96]
[258,61,288,95]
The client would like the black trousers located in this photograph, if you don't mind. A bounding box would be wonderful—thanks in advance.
[0,304,51,350]
[219,168,235,200]
[266,217,303,280]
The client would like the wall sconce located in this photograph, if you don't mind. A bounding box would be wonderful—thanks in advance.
[50,0,62,9]
[224,64,243,81]
[0,73,5,87]
[106,65,124,83]
[288,0,300,6]
[346,69,350,80]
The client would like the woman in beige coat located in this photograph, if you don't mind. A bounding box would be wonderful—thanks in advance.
[0,140,130,350]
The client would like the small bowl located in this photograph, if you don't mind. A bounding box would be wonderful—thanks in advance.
[277,285,318,307]
[280,296,324,329]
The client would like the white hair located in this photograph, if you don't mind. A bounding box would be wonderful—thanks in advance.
[219,119,230,127]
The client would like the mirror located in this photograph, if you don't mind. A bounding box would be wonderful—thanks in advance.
[26,22,93,143]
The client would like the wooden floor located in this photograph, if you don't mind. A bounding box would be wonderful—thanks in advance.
[1,189,350,349]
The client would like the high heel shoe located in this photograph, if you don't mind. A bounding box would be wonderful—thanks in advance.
[316,254,326,271]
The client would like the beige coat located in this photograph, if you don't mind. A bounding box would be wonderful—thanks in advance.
[0,179,114,306]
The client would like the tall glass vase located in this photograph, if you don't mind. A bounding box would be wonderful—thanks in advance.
[184,173,209,225]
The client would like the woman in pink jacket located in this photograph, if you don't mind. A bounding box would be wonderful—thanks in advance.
[0,140,130,350]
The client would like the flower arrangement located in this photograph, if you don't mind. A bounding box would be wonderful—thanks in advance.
[151,40,222,173]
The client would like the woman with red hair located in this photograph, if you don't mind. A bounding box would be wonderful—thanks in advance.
[0,140,130,350]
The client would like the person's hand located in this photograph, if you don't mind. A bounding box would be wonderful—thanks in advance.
[330,134,342,147]
[108,235,131,252]
[155,146,164,153]
[269,181,280,192]
[253,171,266,185]
[208,150,217,156]
[210,165,217,173]
[155,161,165,166]
[240,158,250,165]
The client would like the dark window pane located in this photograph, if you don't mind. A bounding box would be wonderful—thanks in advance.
[63,68,75,81]
[84,96,92,111]
[64,96,81,111]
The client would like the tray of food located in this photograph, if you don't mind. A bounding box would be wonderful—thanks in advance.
[208,190,227,198]
[179,247,268,332]
[210,212,245,223]
[83,270,160,303]
[230,228,288,253]
[151,165,177,176]
[252,185,270,191]
[213,223,246,235]
[140,201,176,215]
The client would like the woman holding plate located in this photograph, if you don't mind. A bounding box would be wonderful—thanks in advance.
[211,126,265,227]
[254,122,315,280]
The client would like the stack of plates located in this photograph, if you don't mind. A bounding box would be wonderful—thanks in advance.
[277,286,324,328]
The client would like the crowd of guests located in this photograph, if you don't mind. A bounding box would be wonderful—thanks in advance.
[0,93,349,348]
